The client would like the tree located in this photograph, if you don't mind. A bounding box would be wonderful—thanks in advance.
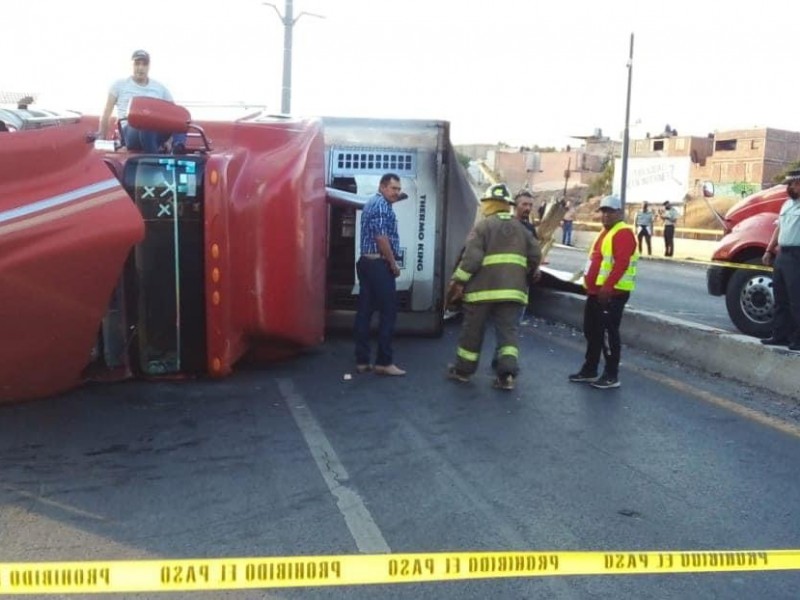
[456,152,471,170]
[588,158,614,197]
[773,160,800,184]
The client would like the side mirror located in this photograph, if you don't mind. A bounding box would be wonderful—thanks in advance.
[702,181,715,198]
[127,97,190,134]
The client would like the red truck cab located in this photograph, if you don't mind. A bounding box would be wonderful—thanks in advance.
[707,185,785,336]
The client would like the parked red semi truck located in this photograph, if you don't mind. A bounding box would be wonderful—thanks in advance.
[706,184,785,337]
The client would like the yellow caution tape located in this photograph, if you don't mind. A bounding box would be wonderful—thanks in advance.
[682,257,773,272]
[561,257,771,287]
[2,550,799,594]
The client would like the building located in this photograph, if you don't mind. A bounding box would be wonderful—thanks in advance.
[616,127,800,204]
[693,128,800,196]
[462,129,619,195]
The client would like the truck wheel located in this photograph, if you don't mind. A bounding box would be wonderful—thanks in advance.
[724,259,774,337]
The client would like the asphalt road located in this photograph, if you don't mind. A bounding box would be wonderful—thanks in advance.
[2,320,799,599]
[544,246,734,332]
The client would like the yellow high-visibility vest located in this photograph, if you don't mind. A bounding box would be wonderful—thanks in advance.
[587,221,639,291]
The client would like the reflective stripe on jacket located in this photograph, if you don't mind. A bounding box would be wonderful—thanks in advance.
[453,212,542,304]
[588,221,639,291]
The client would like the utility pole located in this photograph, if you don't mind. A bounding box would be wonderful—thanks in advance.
[620,32,634,211]
[262,0,324,114]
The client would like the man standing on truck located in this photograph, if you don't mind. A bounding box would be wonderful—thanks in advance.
[98,50,186,153]
[446,183,541,391]
[354,173,407,376]
[761,170,800,350]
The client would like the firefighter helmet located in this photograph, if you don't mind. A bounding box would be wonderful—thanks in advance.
[481,183,512,203]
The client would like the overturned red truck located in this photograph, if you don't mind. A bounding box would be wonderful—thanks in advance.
[0,98,475,402]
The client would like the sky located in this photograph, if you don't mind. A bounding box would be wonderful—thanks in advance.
[2,0,795,148]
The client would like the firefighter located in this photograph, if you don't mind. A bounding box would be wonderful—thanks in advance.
[446,183,542,391]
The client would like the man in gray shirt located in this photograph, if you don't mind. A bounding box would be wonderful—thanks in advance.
[660,200,679,257]
[98,50,186,153]
[634,201,654,255]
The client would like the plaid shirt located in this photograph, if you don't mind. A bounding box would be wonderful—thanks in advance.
[360,193,400,257]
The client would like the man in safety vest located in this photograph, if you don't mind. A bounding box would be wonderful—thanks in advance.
[569,194,638,389]
[446,183,541,391]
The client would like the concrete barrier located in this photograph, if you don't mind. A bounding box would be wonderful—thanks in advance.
[530,288,800,399]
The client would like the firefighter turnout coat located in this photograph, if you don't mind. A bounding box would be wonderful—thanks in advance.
[450,211,542,377]
[453,212,541,303]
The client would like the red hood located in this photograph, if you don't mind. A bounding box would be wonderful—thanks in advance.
[0,116,143,402]
[725,185,787,225]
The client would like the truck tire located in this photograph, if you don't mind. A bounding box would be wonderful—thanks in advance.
[724,259,774,338]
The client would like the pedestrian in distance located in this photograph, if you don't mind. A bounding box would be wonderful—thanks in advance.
[634,201,654,256]
[446,183,541,391]
[98,49,187,153]
[569,194,639,389]
[760,169,800,350]
[354,173,408,376]
[536,201,546,224]
[561,200,576,246]
[660,200,679,257]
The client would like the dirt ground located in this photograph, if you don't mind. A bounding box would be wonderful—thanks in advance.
[572,195,739,231]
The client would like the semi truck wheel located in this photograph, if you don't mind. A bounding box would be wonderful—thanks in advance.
[724,259,774,337]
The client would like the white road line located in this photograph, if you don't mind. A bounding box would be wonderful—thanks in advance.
[277,379,391,554]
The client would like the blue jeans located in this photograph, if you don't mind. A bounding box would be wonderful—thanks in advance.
[123,125,187,153]
[354,257,397,366]
[562,220,574,245]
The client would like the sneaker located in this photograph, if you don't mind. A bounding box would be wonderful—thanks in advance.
[493,374,515,391]
[356,364,372,374]
[374,364,406,376]
[568,370,598,383]
[446,366,470,383]
[590,374,620,389]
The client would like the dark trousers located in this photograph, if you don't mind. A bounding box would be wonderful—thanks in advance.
[582,293,629,379]
[124,125,187,153]
[354,257,397,366]
[637,226,652,255]
[455,302,520,376]
[771,248,800,342]
[663,224,675,257]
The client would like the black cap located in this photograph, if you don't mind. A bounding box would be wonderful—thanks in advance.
[131,49,150,62]
[784,169,800,183]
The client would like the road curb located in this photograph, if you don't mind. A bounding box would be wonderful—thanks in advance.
[530,288,800,399]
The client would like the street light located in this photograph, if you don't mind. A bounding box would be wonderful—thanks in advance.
[620,32,634,212]
[262,0,324,114]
